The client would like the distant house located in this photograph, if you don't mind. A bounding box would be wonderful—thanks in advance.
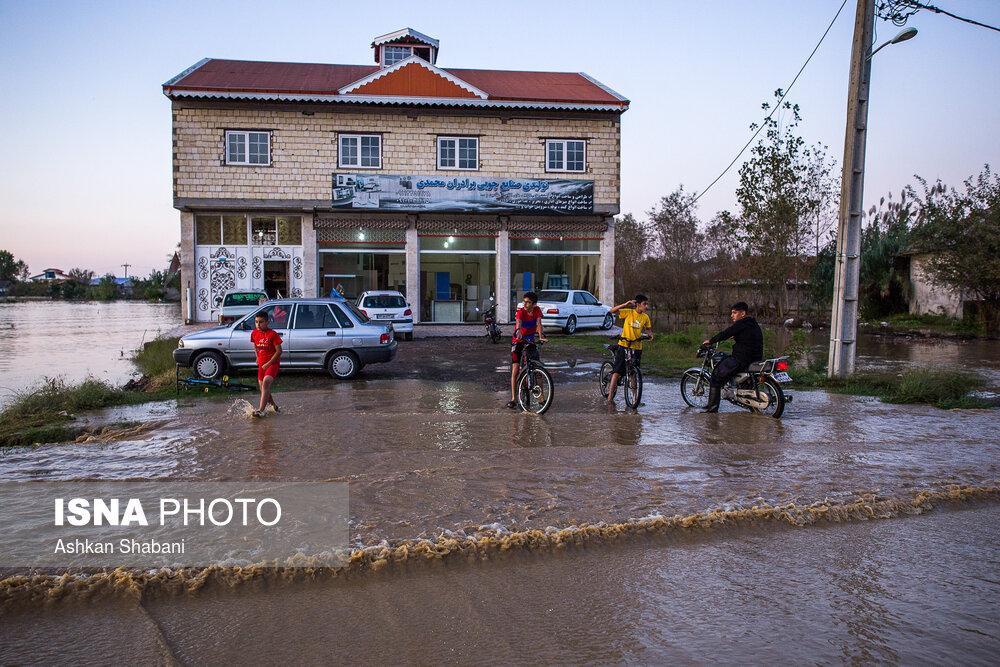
[904,251,971,318]
[89,276,135,297]
[29,268,72,282]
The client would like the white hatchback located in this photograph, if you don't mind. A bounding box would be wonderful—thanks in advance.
[536,289,614,335]
[356,290,414,340]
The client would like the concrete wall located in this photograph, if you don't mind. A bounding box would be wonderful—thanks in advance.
[909,253,964,318]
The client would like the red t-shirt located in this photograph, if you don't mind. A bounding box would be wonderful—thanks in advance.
[251,329,282,366]
[514,305,543,342]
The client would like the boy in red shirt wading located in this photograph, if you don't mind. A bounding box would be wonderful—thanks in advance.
[508,291,547,408]
[251,312,282,417]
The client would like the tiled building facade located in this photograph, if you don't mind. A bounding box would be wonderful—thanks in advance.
[165,29,628,323]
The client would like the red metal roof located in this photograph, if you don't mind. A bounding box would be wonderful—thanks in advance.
[164,58,628,106]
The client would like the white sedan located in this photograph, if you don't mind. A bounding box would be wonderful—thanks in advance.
[535,290,614,335]
[356,290,414,340]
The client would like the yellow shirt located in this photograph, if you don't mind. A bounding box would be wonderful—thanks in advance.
[618,309,651,349]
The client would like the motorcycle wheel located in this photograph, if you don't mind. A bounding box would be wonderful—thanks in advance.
[517,364,554,415]
[624,366,642,408]
[680,370,711,408]
[750,377,785,419]
[599,361,613,398]
[490,326,501,344]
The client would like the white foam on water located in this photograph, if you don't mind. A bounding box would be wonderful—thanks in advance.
[229,398,257,418]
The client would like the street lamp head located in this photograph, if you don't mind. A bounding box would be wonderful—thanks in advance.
[890,27,918,44]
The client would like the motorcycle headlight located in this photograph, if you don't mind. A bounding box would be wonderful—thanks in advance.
[177,340,184,349]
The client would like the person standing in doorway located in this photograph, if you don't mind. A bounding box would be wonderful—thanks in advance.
[251,312,282,417]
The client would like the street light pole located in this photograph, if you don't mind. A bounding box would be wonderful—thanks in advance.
[828,0,874,378]
[828,1,916,378]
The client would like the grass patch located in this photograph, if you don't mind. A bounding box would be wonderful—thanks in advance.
[863,313,983,337]
[133,337,180,377]
[0,377,156,448]
[790,367,995,409]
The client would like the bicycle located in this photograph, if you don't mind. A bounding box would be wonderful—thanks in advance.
[599,334,650,409]
[515,340,554,414]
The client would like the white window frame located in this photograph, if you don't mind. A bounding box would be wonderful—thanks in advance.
[545,139,587,173]
[339,134,382,169]
[382,45,412,66]
[437,137,479,171]
[225,130,271,166]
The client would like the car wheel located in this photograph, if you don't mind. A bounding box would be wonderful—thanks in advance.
[601,312,615,330]
[564,315,577,335]
[192,351,225,380]
[327,350,360,380]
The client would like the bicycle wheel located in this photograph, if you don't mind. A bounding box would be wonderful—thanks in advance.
[680,370,711,408]
[750,377,786,419]
[517,364,554,414]
[624,365,643,408]
[599,361,614,398]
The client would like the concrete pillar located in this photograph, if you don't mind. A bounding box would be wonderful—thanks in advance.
[302,213,317,297]
[405,223,420,322]
[497,228,510,323]
[600,215,615,305]
[180,210,195,323]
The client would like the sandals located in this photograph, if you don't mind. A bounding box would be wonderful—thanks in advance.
[506,400,518,409]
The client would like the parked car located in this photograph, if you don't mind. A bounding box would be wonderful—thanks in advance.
[219,289,268,324]
[174,298,397,380]
[356,290,414,340]
[535,290,614,335]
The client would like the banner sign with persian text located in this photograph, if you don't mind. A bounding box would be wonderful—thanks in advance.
[332,174,593,214]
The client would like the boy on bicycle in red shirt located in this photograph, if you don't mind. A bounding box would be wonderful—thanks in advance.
[507,291,547,408]
[251,312,282,417]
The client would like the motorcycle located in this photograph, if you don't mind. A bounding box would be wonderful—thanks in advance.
[680,344,793,418]
[476,296,502,343]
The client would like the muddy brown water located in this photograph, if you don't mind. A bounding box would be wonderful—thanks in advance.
[2,329,999,663]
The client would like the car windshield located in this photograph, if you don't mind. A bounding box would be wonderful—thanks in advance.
[537,291,568,303]
[363,295,406,309]
[223,292,266,307]
[343,302,370,323]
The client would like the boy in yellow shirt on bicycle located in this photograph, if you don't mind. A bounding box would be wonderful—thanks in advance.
[606,294,653,403]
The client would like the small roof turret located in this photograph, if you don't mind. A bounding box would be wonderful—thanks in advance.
[372,28,439,68]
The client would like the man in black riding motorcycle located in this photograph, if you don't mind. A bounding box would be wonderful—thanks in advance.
[700,301,763,413]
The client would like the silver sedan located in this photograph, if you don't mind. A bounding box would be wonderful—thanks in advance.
[173,298,397,380]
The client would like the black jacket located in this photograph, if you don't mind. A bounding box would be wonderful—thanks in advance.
[709,317,763,364]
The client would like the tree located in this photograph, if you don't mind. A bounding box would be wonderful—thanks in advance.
[614,213,649,302]
[910,165,1000,335]
[0,250,29,282]
[802,143,839,256]
[734,91,815,317]
[92,274,117,301]
[643,186,705,317]
[647,186,704,261]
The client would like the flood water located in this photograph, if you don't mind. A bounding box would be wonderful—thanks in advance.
[1,301,999,663]
[0,300,179,406]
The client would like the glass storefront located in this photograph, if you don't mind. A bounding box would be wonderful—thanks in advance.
[419,235,496,322]
[319,251,406,300]
[510,236,601,319]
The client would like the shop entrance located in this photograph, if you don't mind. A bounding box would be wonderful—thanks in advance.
[264,261,289,298]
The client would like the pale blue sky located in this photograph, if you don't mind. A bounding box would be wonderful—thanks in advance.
[1,0,998,277]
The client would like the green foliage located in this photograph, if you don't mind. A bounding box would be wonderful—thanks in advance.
[0,250,29,282]
[858,190,913,318]
[133,269,167,301]
[92,274,117,301]
[614,212,649,302]
[789,366,995,410]
[909,164,1000,335]
[132,337,180,377]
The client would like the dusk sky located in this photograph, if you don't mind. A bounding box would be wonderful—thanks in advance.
[1,0,998,278]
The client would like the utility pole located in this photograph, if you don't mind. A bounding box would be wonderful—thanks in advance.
[828,0,875,378]
[121,263,131,279]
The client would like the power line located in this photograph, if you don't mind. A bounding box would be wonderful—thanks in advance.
[692,0,851,207]
[878,0,1000,32]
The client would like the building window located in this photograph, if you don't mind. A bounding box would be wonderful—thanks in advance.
[226,131,270,166]
[383,46,411,66]
[546,140,586,172]
[438,137,478,170]
[339,135,382,168]
[250,216,301,246]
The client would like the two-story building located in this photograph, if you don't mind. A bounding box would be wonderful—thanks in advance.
[164,28,628,323]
